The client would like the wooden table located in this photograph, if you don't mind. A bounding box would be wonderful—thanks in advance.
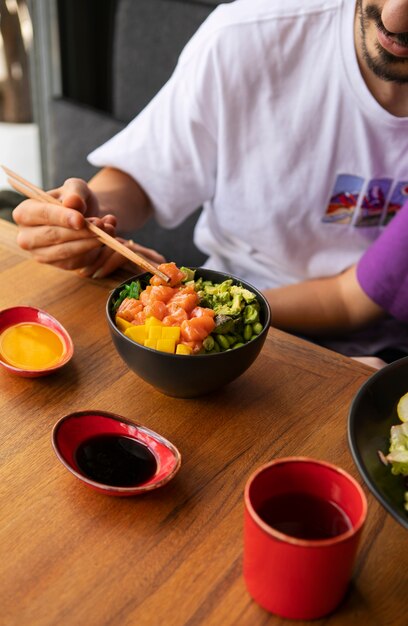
[0,218,406,626]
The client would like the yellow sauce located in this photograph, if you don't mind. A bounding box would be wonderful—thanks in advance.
[0,323,65,370]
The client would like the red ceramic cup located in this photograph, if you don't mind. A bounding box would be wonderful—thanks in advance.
[243,457,367,620]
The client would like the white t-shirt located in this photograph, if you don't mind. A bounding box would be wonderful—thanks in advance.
[89,0,408,355]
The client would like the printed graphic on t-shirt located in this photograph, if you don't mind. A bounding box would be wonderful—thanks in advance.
[323,175,407,226]
[322,174,364,224]
[383,181,408,224]
[354,178,392,227]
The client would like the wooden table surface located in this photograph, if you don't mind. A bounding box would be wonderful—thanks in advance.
[0,218,407,626]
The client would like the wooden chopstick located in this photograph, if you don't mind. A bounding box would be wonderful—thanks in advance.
[2,165,170,283]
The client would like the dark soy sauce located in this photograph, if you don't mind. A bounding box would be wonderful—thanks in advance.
[257,492,352,540]
[75,434,157,487]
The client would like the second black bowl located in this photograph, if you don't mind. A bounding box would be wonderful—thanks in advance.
[348,357,408,530]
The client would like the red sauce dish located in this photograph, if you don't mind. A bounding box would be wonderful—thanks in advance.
[0,305,74,377]
[52,410,181,496]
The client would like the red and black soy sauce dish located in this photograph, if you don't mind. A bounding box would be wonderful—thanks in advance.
[52,411,181,496]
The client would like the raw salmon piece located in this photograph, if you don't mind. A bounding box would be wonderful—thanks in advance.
[180,315,215,342]
[162,307,188,326]
[149,285,175,302]
[150,262,186,286]
[131,311,147,326]
[190,306,215,318]
[167,285,199,314]
[179,340,203,354]
[117,297,144,321]
[143,300,167,321]
[140,286,153,306]
[140,285,175,306]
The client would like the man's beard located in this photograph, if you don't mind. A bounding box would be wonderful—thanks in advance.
[357,0,408,84]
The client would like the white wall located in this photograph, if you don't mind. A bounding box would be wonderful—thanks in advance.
[0,122,42,190]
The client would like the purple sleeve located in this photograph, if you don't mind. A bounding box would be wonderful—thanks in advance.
[357,201,408,323]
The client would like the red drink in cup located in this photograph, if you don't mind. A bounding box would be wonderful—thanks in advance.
[243,457,367,620]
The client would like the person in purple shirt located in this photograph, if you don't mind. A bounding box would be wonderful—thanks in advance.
[357,205,408,325]
[265,200,408,368]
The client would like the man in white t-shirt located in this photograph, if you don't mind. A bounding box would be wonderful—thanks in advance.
[12,0,408,357]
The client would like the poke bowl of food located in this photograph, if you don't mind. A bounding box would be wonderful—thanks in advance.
[106,263,271,397]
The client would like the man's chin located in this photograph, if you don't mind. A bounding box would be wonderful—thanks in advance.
[364,50,408,84]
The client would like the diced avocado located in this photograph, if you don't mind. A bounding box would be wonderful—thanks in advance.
[196,278,257,317]
[213,293,242,316]
[180,267,196,282]
[230,284,256,303]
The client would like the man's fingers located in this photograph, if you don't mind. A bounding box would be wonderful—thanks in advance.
[22,234,103,266]
[50,178,100,220]
[101,222,116,237]
[13,199,86,230]
[77,247,124,278]
[50,247,103,272]
[16,224,100,251]
[102,214,117,227]
[55,178,91,205]
[87,216,116,234]
[62,194,87,213]
[79,239,166,279]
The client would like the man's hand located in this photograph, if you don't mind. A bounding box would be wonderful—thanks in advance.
[13,178,117,270]
[78,238,166,279]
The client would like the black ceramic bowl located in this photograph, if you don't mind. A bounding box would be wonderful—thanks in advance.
[348,356,408,530]
[106,268,271,398]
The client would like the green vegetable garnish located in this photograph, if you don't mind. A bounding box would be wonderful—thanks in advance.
[243,304,260,324]
[196,280,256,316]
[180,267,196,283]
[112,280,142,311]
[383,413,408,512]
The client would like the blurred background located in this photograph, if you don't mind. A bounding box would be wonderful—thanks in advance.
[0,0,39,220]
[0,0,231,264]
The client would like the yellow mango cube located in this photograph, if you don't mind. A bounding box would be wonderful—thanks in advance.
[124,325,147,344]
[176,344,192,355]
[148,325,164,340]
[115,315,133,333]
[156,338,176,354]
[144,338,157,349]
[161,326,181,342]
[145,317,163,327]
